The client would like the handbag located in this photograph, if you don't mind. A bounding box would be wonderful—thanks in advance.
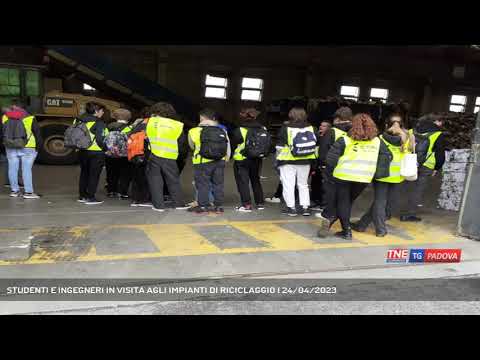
[400,133,418,181]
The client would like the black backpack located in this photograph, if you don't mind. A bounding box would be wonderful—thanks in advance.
[199,126,228,161]
[242,127,271,159]
[291,128,317,157]
[414,132,433,166]
[3,118,30,149]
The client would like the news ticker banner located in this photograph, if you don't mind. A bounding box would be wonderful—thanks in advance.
[0,279,479,301]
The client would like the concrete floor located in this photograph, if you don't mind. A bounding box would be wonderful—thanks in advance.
[0,158,479,314]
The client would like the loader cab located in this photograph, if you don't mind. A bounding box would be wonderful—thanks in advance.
[0,64,43,112]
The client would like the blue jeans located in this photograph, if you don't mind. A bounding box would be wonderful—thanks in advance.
[193,180,214,204]
[6,148,37,193]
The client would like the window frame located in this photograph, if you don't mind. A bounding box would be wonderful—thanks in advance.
[474,96,480,114]
[369,87,389,103]
[339,85,360,102]
[449,94,467,113]
[204,74,228,100]
[240,77,263,102]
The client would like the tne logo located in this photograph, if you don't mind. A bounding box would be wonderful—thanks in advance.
[386,249,409,263]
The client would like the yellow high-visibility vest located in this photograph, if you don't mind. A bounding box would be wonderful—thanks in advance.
[233,127,249,161]
[422,131,442,170]
[376,135,406,184]
[333,127,347,141]
[85,121,108,151]
[333,136,381,183]
[2,114,36,149]
[276,126,317,161]
[146,116,184,160]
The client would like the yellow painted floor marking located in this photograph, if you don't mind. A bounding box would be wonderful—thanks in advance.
[0,219,461,266]
[140,224,219,257]
[230,221,319,250]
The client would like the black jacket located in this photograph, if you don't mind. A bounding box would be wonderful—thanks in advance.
[326,136,391,183]
[276,120,317,166]
[318,122,352,167]
[231,120,266,157]
[132,119,189,163]
[414,120,446,170]
[77,113,107,152]
[0,115,43,153]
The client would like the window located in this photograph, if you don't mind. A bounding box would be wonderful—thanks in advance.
[83,83,96,91]
[369,88,389,103]
[449,94,467,113]
[340,85,359,101]
[474,97,480,114]
[26,70,41,97]
[0,68,20,96]
[241,77,263,102]
[204,75,228,99]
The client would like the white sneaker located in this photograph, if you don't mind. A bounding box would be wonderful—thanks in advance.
[315,212,328,220]
[138,203,153,208]
[152,207,166,212]
[235,206,253,213]
[9,191,20,198]
[265,197,281,203]
[175,205,191,210]
[23,193,41,199]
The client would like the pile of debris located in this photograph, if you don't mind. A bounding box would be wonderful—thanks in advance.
[439,112,477,149]
[437,149,471,211]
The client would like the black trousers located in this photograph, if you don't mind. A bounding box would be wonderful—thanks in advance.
[105,157,133,195]
[322,172,337,219]
[194,161,225,207]
[146,155,184,209]
[358,181,400,234]
[403,166,434,216]
[310,169,324,205]
[233,159,264,206]
[335,180,369,231]
[163,158,186,197]
[131,162,150,203]
[79,150,105,199]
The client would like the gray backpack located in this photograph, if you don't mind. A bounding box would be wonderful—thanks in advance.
[3,118,30,149]
[64,121,94,150]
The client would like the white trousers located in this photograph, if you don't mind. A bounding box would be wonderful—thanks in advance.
[279,164,311,209]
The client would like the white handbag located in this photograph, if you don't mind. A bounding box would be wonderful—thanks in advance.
[400,135,418,181]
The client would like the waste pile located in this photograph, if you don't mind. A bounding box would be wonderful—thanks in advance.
[438,149,471,211]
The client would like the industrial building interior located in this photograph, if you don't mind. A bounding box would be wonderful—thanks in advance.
[0,45,479,314]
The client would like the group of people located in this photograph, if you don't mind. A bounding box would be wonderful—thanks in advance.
[0,101,446,240]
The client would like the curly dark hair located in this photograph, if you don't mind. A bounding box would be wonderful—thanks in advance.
[349,113,378,141]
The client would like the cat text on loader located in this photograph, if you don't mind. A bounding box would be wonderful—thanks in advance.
[35,91,123,165]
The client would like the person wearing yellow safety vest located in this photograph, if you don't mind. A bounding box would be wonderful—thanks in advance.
[352,114,413,237]
[188,108,231,214]
[315,107,353,223]
[276,107,318,217]
[105,108,134,199]
[320,113,388,240]
[141,102,189,212]
[231,108,266,212]
[76,102,107,205]
[401,114,445,222]
[1,105,42,199]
